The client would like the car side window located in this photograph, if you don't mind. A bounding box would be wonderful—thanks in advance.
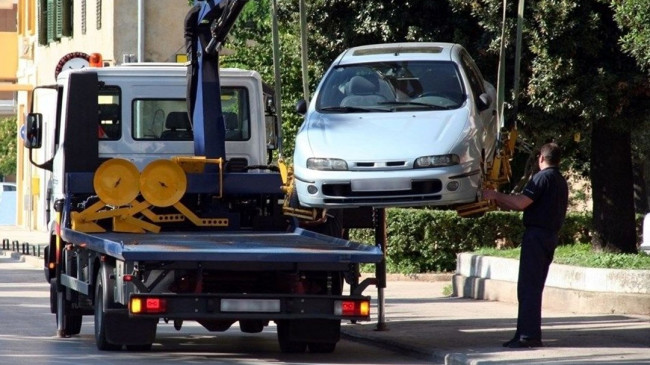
[3,185,16,192]
[459,51,485,103]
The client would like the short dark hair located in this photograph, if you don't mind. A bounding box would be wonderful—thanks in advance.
[540,143,561,165]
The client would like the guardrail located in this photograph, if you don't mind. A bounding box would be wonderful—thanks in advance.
[1,238,43,257]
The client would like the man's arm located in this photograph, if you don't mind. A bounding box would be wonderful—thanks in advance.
[482,189,533,211]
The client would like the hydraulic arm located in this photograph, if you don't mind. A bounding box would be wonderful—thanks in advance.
[185,0,249,162]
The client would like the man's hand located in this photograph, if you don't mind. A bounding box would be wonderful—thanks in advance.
[481,189,533,212]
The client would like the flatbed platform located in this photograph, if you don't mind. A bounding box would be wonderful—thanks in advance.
[61,227,383,263]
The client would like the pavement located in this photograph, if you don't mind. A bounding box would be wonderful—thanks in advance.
[2,225,650,364]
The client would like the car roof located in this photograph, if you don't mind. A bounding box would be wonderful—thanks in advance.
[334,42,461,66]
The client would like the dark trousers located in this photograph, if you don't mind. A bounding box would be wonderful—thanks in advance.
[516,226,558,340]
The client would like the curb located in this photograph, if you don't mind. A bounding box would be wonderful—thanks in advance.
[1,249,42,268]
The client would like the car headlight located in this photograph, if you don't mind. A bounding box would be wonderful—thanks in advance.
[307,158,348,170]
[414,154,460,168]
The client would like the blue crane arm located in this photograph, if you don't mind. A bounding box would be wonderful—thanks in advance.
[184,0,249,162]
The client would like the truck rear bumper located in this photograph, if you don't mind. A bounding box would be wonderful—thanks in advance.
[128,292,372,322]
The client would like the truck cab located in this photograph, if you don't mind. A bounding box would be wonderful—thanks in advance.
[26,63,279,229]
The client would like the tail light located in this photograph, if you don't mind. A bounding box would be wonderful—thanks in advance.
[130,297,167,314]
[334,300,370,317]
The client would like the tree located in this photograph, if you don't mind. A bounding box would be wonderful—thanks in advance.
[221,0,318,159]
[306,0,490,76]
[450,0,650,253]
[0,117,17,179]
[614,0,650,71]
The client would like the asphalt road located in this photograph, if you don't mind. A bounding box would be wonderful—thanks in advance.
[0,252,433,365]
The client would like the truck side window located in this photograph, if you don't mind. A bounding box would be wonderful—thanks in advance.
[131,87,251,141]
[98,87,121,140]
[132,99,188,140]
[221,87,251,141]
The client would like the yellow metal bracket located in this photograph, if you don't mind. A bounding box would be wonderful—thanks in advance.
[456,128,517,218]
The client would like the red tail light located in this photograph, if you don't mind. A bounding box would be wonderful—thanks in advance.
[130,297,167,314]
[334,300,370,317]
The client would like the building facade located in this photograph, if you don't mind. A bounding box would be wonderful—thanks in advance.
[0,1,19,117]
[12,0,189,230]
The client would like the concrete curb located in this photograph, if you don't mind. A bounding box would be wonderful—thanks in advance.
[454,253,650,315]
[1,249,42,268]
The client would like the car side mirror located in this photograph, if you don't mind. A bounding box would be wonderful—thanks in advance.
[295,99,307,115]
[24,113,43,149]
[478,93,492,112]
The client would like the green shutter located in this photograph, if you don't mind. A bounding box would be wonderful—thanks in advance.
[37,0,47,45]
[55,0,63,39]
[81,0,86,35]
[46,0,54,43]
[96,0,102,30]
[62,0,73,37]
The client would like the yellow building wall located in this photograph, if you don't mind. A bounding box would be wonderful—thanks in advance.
[0,32,18,80]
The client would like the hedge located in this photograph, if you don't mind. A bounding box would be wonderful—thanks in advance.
[348,209,639,274]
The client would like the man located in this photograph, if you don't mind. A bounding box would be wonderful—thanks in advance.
[482,142,569,348]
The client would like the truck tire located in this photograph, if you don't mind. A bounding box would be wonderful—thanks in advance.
[308,342,337,353]
[49,279,56,314]
[94,266,121,351]
[55,279,82,337]
[277,318,340,353]
[94,262,157,351]
[126,344,153,352]
[276,320,307,353]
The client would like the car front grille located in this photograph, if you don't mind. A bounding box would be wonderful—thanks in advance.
[321,179,442,197]
[351,160,409,169]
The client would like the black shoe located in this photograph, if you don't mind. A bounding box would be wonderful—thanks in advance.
[506,337,543,349]
[502,336,520,347]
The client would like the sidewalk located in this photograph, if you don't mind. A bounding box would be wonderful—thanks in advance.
[2,225,650,364]
[342,278,650,364]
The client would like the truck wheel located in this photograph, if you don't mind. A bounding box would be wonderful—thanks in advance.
[49,279,56,314]
[126,344,152,351]
[308,342,337,353]
[276,320,307,353]
[94,268,121,351]
[55,281,82,337]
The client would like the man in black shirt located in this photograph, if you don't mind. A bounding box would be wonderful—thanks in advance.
[483,142,569,348]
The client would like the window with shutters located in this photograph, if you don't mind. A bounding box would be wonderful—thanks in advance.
[37,0,72,45]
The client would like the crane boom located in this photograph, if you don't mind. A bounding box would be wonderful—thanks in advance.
[184,0,249,162]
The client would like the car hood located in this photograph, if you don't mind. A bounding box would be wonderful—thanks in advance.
[303,108,471,161]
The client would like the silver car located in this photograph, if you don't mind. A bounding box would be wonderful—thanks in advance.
[293,42,498,208]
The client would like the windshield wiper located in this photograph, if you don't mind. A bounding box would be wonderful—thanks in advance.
[378,101,453,110]
[319,106,390,113]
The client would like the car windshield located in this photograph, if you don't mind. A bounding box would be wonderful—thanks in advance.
[316,61,466,112]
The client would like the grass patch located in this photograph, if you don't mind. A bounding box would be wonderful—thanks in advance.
[473,243,650,270]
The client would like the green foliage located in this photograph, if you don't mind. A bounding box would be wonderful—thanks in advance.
[351,209,643,274]
[613,0,650,71]
[475,243,650,270]
[222,0,322,159]
[0,117,17,177]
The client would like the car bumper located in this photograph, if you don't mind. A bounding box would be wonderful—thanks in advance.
[293,164,481,208]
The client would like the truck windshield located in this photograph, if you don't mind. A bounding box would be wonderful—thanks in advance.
[132,87,251,141]
[316,61,465,112]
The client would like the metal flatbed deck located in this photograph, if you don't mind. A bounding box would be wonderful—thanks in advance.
[61,227,382,263]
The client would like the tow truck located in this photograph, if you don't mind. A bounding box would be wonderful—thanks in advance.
[23,0,383,353]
